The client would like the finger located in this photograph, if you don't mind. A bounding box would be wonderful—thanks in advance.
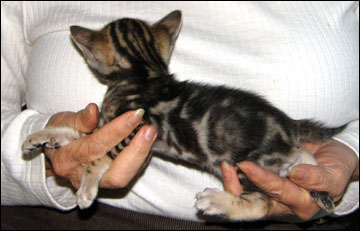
[73,103,99,133]
[238,161,320,220]
[288,164,331,192]
[267,199,293,218]
[44,104,99,162]
[301,142,322,154]
[221,161,242,196]
[101,125,157,188]
[81,109,145,162]
[237,162,317,211]
[47,104,99,132]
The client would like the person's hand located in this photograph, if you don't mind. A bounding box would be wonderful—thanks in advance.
[44,103,157,189]
[221,140,359,220]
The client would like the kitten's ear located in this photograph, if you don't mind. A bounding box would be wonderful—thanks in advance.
[70,26,95,48]
[70,26,115,67]
[151,10,182,65]
[70,26,97,59]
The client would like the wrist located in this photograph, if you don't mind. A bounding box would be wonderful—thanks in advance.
[341,143,359,182]
[332,139,359,182]
[351,159,359,181]
[45,155,55,177]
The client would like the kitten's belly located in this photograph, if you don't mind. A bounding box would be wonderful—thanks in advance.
[152,139,318,180]
[151,140,227,178]
[151,140,197,162]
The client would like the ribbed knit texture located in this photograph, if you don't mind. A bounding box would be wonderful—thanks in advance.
[1,2,359,221]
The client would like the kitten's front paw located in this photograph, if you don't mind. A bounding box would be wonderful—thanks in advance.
[22,134,44,154]
[22,127,81,154]
[22,132,56,154]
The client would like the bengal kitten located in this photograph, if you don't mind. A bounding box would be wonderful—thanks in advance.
[22,11,346,221]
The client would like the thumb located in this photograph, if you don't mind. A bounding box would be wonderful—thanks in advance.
[74,103,99,133]
[288,165,330,192]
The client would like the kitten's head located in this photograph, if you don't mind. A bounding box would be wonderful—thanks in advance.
[70,10,182,83]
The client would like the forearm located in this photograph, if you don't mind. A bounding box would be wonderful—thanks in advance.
[1,108,77,209]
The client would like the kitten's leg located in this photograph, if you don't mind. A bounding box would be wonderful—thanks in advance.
[76,154,113,209]
[22,127,82,154]
[76,131,147,209]
[195,188,269,221]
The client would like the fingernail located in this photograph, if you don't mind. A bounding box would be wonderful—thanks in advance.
[85,104,91,120]
[127,109,144,128]
[144,126,157,142]
[135,108,145,117]
[289,167,307,180]
[237,162,246,171]
[221,161,231,181]
[221,161,230,170]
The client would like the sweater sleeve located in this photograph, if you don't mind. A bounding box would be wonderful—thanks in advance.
[331,5,360,215]
[1,2,77,210]
[332,121,359,216]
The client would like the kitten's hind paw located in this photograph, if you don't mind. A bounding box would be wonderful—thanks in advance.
[310,191,335,212]
[76,188,97,210]
[195,188,230,217]
[76,179,99,209]
[195,188,269,221]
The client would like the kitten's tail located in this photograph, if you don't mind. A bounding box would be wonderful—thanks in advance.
[294,119,347,142]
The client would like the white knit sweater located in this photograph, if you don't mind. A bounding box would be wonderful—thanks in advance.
[1,1,359,221]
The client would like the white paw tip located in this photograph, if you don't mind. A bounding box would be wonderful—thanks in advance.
[77,198,93,210]
[195,197,211,210]
[203,204,225,216]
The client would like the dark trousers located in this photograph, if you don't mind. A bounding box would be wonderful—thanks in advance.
[1,202,358,230]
